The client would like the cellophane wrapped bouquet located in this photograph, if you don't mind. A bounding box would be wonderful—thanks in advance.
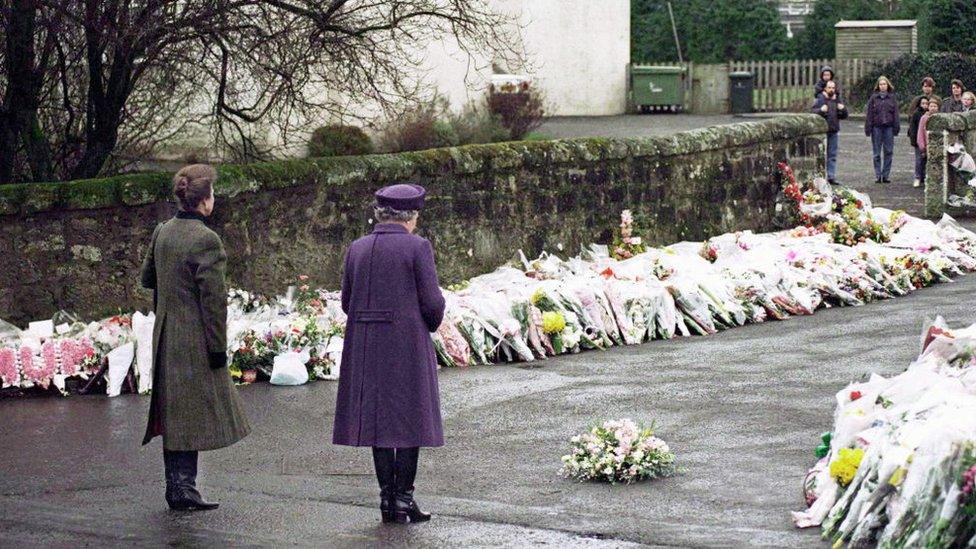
[793,317,976,547]
[560,419,676,484]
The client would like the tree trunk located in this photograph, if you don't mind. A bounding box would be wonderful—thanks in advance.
[0,0,37,183]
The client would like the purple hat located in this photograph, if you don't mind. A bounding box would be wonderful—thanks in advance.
[375,183,426,211]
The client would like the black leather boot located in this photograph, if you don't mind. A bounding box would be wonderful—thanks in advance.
[393,447,430,523]
[163,450,219,511]
[372,448,397,522]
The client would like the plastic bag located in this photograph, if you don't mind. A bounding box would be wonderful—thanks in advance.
[106,342,134,397]
[270,350,310,385]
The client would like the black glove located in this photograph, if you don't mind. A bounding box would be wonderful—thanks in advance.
[208,351,227,370]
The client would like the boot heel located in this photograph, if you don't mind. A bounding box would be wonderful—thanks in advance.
[394,511,410,524]
[381,510,396,523]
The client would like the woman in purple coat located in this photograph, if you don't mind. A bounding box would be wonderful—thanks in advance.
[333,183,446,524]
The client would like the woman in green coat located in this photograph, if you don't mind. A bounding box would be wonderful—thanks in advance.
[140,164,251,511]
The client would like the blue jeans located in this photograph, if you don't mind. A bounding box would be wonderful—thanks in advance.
[826,132,838,180]
[871,126,895,180]
[914,146,926,183]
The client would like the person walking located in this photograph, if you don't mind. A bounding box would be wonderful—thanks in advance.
[908,96,930,188]
[917,96,941,188]
[941,79,967,113]
[814,65,836,97]
[812,80,849,185]
[140,164,251,511]
[865,76,900,184]
[333,184,446,524]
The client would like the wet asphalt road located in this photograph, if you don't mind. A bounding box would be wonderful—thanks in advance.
[3,277,975,548]
[2,115,974,548]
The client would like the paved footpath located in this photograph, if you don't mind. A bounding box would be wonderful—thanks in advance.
[2,115,975,548]
[541,113,927,217]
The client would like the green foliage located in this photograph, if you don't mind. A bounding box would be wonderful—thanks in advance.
[928,0,976,55]
[796,0,888,59]
[631,0,790,63]
[797,0,976,59]
[847,52,976,110]
[306,125,374,158]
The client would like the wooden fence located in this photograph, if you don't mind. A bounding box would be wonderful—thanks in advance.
[639,58,883,113]
[729,58,882,112]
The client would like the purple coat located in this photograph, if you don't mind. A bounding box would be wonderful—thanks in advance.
[332,223,446,448]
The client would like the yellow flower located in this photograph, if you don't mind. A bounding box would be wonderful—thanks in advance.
[531,288,545,306]
[829,447,865,487]
[888,466,907,487]
[542,311,566,334]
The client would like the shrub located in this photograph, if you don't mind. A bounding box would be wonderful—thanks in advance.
[488,81,545,140]
[306,125,373,158]
[450,102,510,145]
[376,97,453,153]
[377,95,512,153]
[848,53,976,112]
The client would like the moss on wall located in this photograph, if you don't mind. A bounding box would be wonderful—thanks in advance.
[0,115,826,325]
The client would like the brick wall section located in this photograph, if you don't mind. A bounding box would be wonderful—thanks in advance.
[0,115,826,325]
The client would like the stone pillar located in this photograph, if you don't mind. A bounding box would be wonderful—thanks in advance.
[924,111,976,218]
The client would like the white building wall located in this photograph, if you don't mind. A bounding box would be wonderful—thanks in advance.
[422,0,630,116]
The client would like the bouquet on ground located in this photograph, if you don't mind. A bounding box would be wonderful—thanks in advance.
[611,210,646,260]
[560,419,677,484]
[793,317,976,547]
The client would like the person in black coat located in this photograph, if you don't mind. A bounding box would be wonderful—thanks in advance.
[812,80,849,185]
[865,76,900,184]
[908,96,930,188]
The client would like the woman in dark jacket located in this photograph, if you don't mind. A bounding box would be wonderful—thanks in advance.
[865,76,901,184]
[140,164,251,511]
[908,96,930,188]
[333,183,446,524]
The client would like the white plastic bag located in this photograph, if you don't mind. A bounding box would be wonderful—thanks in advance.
[106,342,134,397]
[269,350,310,385]
[131,312,155,394]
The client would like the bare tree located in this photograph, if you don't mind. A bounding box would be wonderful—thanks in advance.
[0,0,524,183]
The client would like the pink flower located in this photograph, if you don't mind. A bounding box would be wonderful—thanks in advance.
[40,341,59,380]
[298,274,309,281]
[0,347,17,387]
[59,339,80,376]
[20,345,52,386]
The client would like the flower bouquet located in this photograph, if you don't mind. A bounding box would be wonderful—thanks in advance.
[560,419,677,484]
[611,210,646,260]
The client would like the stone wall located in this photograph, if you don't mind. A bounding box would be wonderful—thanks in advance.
[0,115,826,325]
[924,110,976,218]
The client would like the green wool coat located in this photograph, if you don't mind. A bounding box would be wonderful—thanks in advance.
[140,211,251,451]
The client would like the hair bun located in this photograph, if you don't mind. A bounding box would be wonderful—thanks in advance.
[174,177,189,198]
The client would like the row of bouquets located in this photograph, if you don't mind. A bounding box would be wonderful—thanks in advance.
[792,317,976,546]
[430,207,976,368]
[3,189,976,394]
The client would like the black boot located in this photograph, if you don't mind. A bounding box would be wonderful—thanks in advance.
[372,448,397,523]
[393,447,430,523]
[163,450,219,511]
